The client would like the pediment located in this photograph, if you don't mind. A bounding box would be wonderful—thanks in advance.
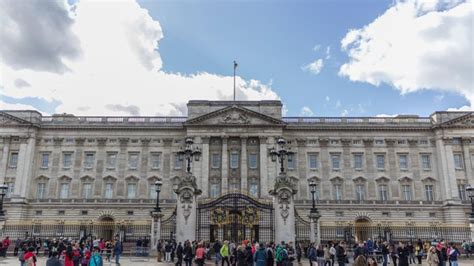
[0,112,33,127]
[439,113,474,128]
[185,106,284,126]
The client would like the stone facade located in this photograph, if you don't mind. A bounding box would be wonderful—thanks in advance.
[0,101,473,233]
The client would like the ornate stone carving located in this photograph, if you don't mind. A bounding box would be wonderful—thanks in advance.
[53,137,63,145]
[163,138,173,146]
[140,138,151,145]
[270,174,298,195]
[384,138,396,146]
[318,138,329,147]
[221,111,250,124]
[119,138,129,145]
[296,139,306,147]
[97,138,107,145]
[340,138,351,146]
[362,138,374,146]
[278,190,291,224]
[180,189,193,222]
[407,139,418,146]
[75,138,86,145]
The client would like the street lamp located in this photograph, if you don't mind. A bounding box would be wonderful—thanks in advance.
[177,137,202,173]
[0,183,8,217]
[309,181,318,214]
[154,179,163,212]
[466,184,474,221]
[270,138,294,174]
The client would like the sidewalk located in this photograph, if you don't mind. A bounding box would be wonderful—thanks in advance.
[0,257,473,266]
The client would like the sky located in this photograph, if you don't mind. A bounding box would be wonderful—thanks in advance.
[0,0,472,117]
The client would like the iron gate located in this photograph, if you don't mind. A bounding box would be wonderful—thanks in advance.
[196,192,274,243]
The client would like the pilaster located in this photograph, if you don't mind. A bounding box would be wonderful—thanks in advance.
[259,137,269,197]
[16,136,36,199]
[462,138,473,185]
[0,136,11,184]
[240,137,248,191]
[201,137,210,197]
[221,137,229,194]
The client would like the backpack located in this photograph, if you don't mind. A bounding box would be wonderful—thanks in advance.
[266,248,273,259]
[281,249,289,260]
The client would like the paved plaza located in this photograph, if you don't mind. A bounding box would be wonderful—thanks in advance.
[1,257,473,266]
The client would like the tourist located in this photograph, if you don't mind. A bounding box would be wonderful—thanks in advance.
[329,243,336,266]
[389,243,398,266]
[236,243,247,266]
[437,242,448,266]
[367,256,378,266]
[220,240,230,266]
[415,241,424,265]
[89,247,103,266]
[46,251,61,266]
[165,241,172,262]
[136,237,142,256]
[308,243,317,266]
[113,236,123,266]
[265,242,274,266]
[407,241,416,265]
[254,243,267,266]
[195,242,206,266]
[1,236,10,257]
[63,243,74,266]
[295,242,302,263]
[176,242,183,266]
[183,241,193,266]
[14,238,21,257]
[18,243,27,266]
[380,242,389,266]
[213,240,222,265]
[23,246,37,266]
[353,254,366,266]
[323,244,331,266]
[427,246,439,266]
[335,241,346,266]
[353,242,365,260]
[245,242,253,265]
[448,243,460,266]
[157,240,163,262]
[461,240,470,258]
[105,240,112,262]
[397,242,409,266]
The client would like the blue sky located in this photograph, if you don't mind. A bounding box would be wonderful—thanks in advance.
[0,0,472,116]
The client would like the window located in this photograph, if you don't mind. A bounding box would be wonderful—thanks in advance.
[335,211,344,217]
[230,152,239,169]
[37,183,46,199]
[376,154,385,169]
[9,152,18,168]
[210,183,220,198]
[211,153,220,169]
[149,183,157,199]
[249,153,258,169]
[249,184,259,197]
[402,185,412,201]
[397,139,406,145]
[453,154,463,169]
[35,210,43,216]
[356,184,365,201]
[127,183,137,199]
[62,152,73,168]
[458,184,467,200]
[6,183,14,198]
[330,140,339,145]
[333,184,342,200]
[59,183,69,199]
[425,185,434,201]
[82,183,92,199]
[405,212,413,217]
[375,139,384,145]
[308,154,318,169]
[311,184,320,200]
[331,154,341,169]
[382,212,390,217]
[58,210,65,215]
[40,153,49,168]
[287,154,295,170]
[429,212,436,218]
[150,153,161,169]
[106,152,118,169]
[421,154,431,169]
[105,183,113,199]
[174,153,183,169]
[452,138,461,144]
[399,154,408,169]
[65,138,74,143]
[419,140,428,145]
[128,153,139,169]
[127,211,134,216]
[81,210,88,215]
[353,140,362,145]
[84,153,95,169]
[379,185,388,201]
[229,182,239,191]
[353,154,363,169]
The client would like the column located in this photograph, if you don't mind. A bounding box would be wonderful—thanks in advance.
[201,137,210,197]
[175,184,200,244]
[436,138,457,200]
[259,137,268,197]
[221,137,228,194]
[241,137,248,191]
[151,212,163,252]
[272,187,296,245]
[16,136,36,199]
[462,138,473,185]
[0,137,10,184]
[309,212,321,244]
[94,138,107,197]
[162,138,173,199]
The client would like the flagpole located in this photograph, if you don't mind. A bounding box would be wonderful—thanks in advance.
[233,61,237,101]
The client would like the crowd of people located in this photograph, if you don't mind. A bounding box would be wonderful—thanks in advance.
[0,235,472,266]
[0,235,124,266]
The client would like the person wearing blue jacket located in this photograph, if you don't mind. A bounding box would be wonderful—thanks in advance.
[254,244,267,266]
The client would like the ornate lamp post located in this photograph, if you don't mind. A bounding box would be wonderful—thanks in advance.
[154,179,163,212]
[466,184,474,242]
[270,138,294,175]
[308,181,321,244]
[0,183,8,218]
[178,137,201,173]
[151,179,163,252]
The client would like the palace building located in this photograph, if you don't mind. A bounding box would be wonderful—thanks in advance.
[0,100,473,243]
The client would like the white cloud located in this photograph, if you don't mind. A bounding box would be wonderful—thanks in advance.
[302,59,324,75]
[0,0,280,116]
[325,96,330,102]
[325,46,331,59]
[300,106,314,116]
[340,109,349,116]
[434,94,445,102]
[313,44,321,51]
[339,0,473,110]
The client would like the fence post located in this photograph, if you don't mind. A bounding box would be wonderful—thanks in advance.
[151,212,163,254]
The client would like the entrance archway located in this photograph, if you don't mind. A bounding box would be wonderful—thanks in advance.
[354,217,371,243]
[98,216,115,241]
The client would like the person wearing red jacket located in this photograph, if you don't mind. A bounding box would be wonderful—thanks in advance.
[2,236,10,257]
[24,246,37,266]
